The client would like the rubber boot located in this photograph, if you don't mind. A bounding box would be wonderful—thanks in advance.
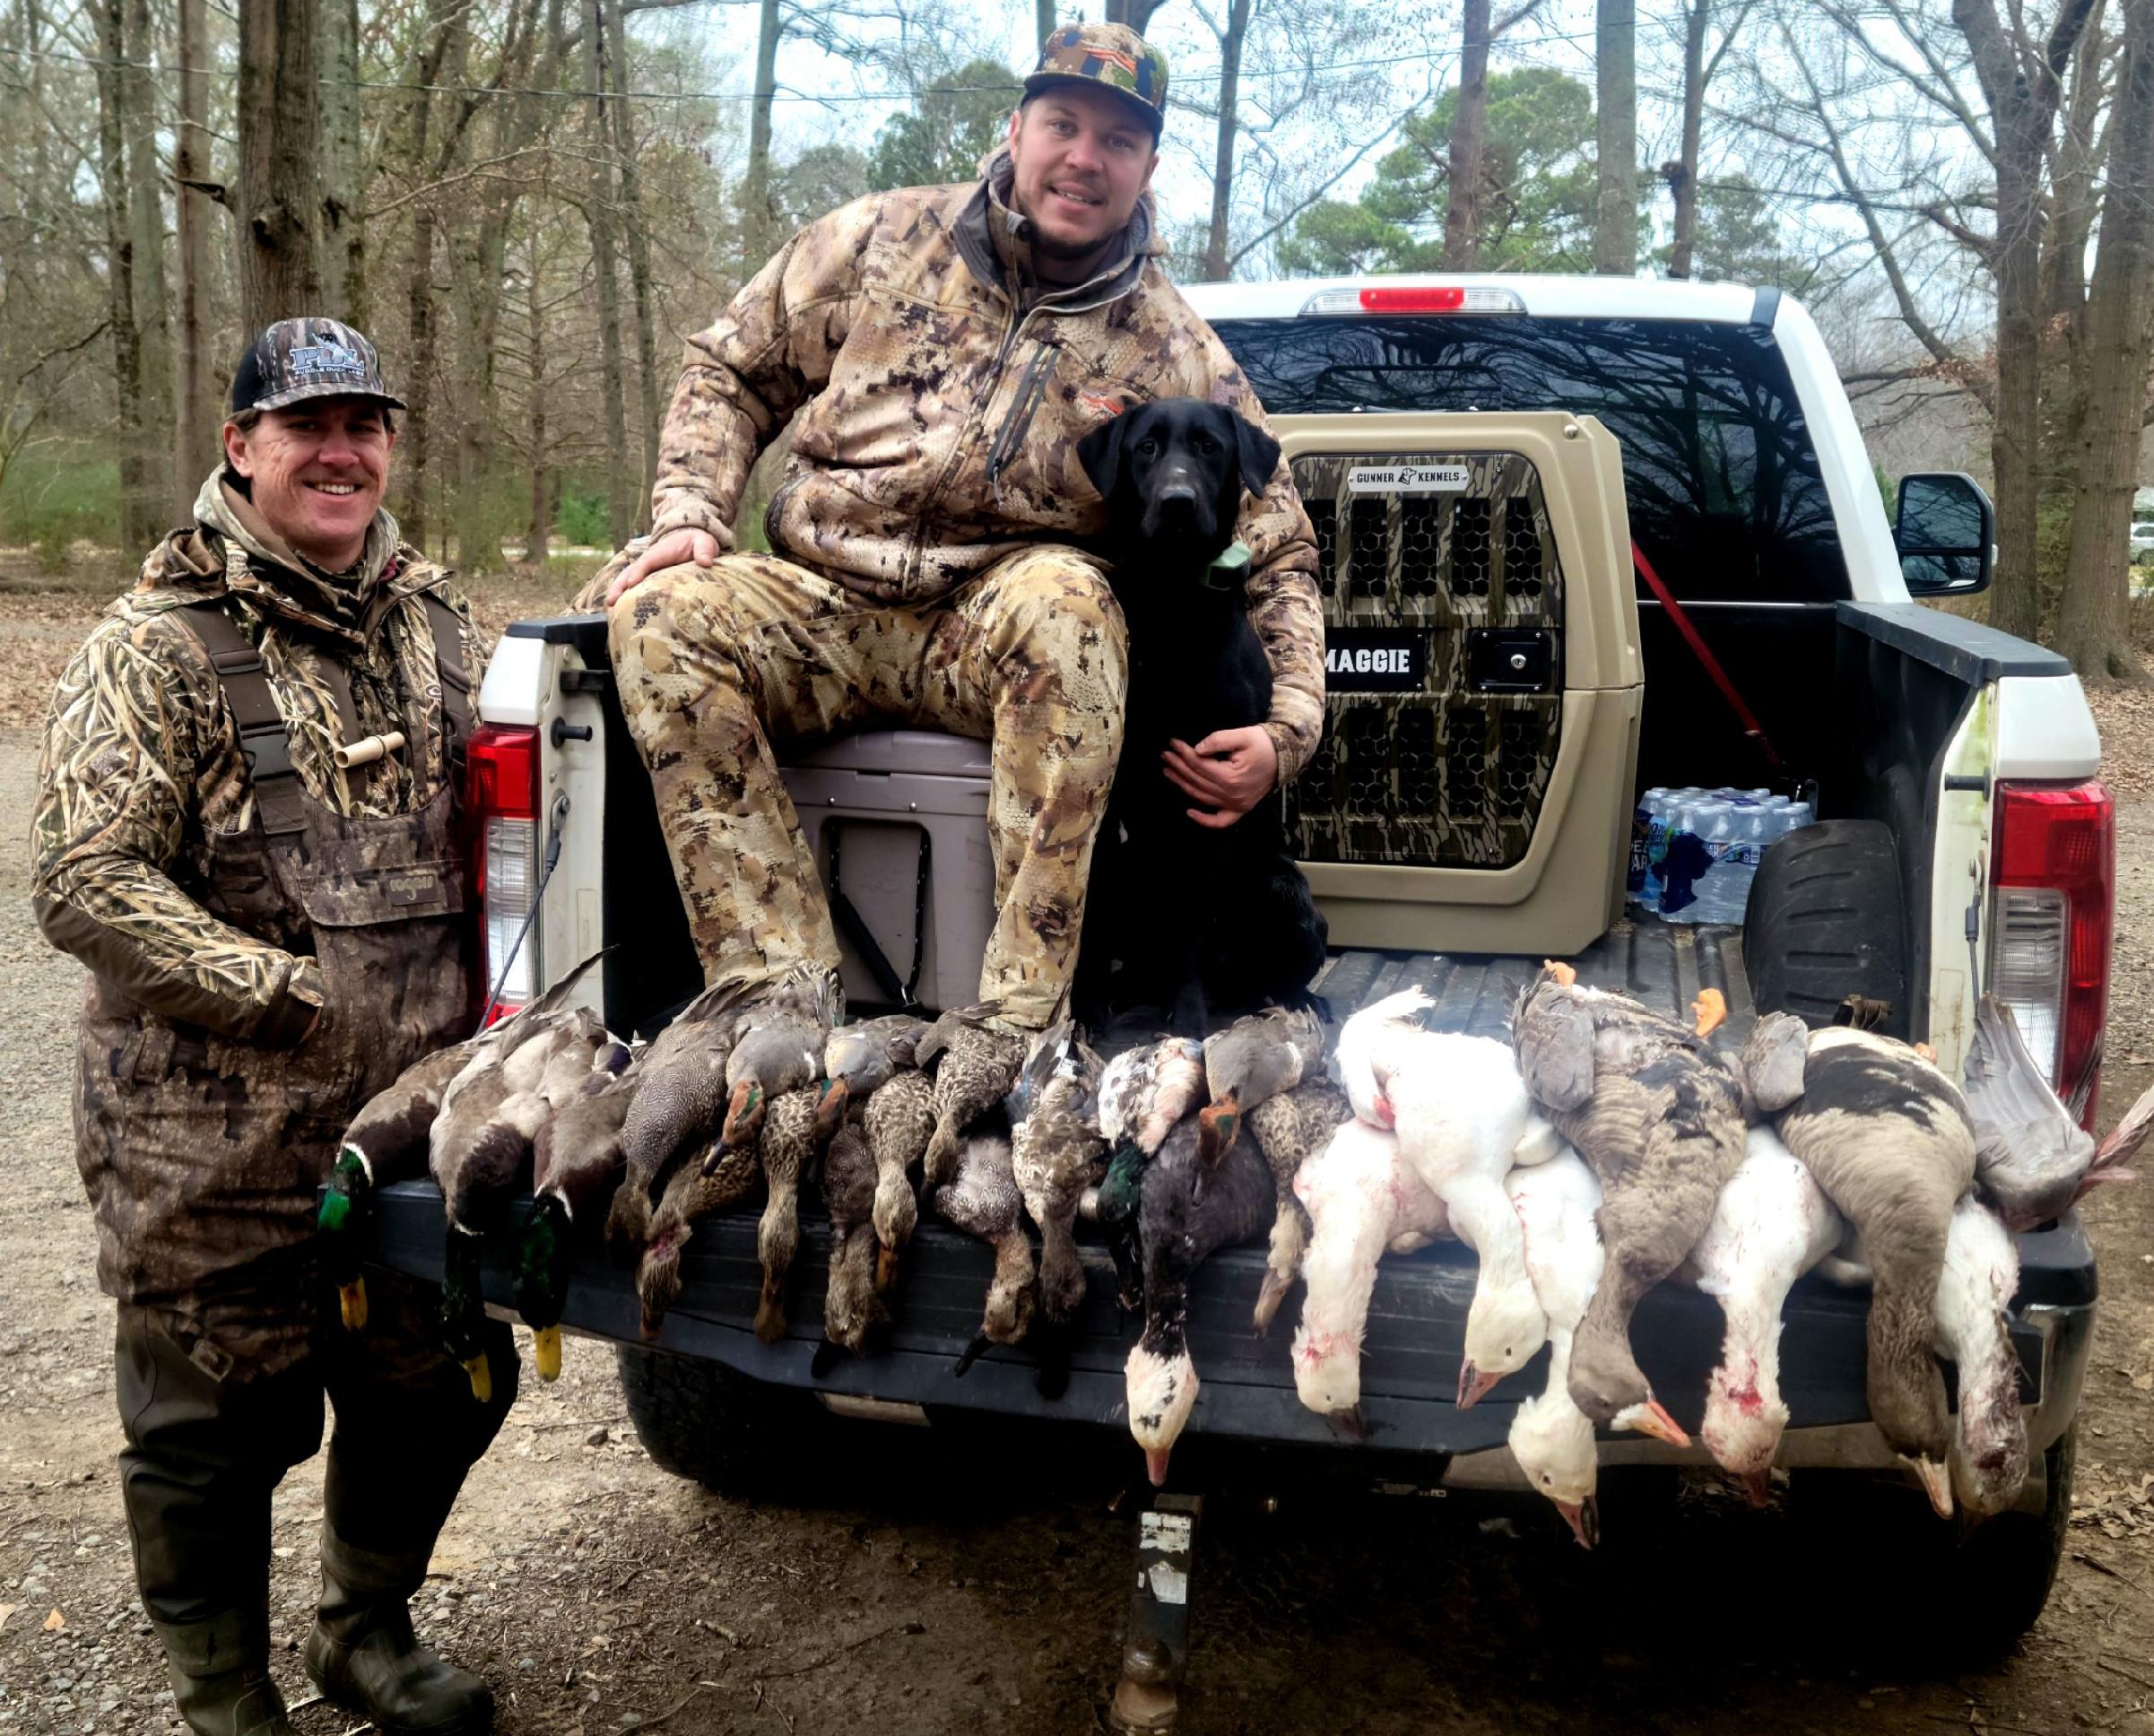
[151,1610,293,1736]
[302,1540,492,1736]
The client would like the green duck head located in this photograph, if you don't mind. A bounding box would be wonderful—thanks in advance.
[512,1194,574,1381]
[439,1227,495,1402]
[1095,1141,1148,1226]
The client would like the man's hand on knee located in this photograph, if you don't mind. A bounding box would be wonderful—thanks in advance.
[1162,726,1278,829]
[608,527,721,606]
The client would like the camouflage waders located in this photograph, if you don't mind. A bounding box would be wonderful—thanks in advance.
[73,595,508,1732]
[610,543,1129,1030]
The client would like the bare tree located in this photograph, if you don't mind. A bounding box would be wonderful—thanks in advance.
[1443,0,1548,269]
[172,0,218,489]
[585,0,631,545]
[606,0,662,511]
[93,0,154,549]
[121,0,173,517]
[1663,1,1752,278]
[1595,0,1636,273]
[2054,0,2154,683]
[741,0,783,263]
[235,0,325,327]
[320,0,365,321]
[1201,0,1254,281]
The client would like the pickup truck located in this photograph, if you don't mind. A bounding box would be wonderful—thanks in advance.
[359,273,2109,1668]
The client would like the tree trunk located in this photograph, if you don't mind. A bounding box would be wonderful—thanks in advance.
[1201,0,1252,282]
[451,220,513,575]
[585,0,632,546]
[396,0,468,549]
[1594,0,1637,275]
[320,0,365,323]
[1442,0,1491,270]
[1954,0,2097,644]
[95,0,153,552]
[741,0,782,265]
[1104,0,1166,30]
[1667,0,1707,279]
[235,0,324,328]
[2054,0,2154,685]
[120,0,174,523]
[606,0,661,515]
[173,0,217,493]
[525,236,550,567]
[1035,0,1054,46]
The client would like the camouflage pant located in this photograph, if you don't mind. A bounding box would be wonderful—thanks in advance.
[609,546,1128,1030]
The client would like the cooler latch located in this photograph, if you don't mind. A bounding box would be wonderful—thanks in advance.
[1466,628,1554,693]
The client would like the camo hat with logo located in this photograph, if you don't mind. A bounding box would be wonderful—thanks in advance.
[1024,22,1168,138]
[229,317,407,417]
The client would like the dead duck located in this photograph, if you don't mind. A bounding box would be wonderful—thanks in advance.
[515,1049,636,1381]
[862,1067,937,1293]
[1197,1004,1325,1171]
[823,1010,934,1291]
[749,1078,848,1342]
[1511,964,1746,1446]
[1963,993,2149,1230]
[709,964,845,1161]
[1243,1076,1354,1334]
[813,1111,887,1371]
[432,1012,615,1398]
[916,1001,1024,1189]
[1011,1021,1108,1397]
[1094,1037,1207,1309]
[605,972,761,1259]
[1937,1193,2029,1515]
[929,1128,1037,1372]
[321,950,608,1330]
[1768,1024,1976,1517]
[634,1135,762,1339]
[1125,1111,1275,1485]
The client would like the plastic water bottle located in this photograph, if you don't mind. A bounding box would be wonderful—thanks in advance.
[1630,786,1673,903]
[1658,798,1718,919]
[1689,802,1745,924]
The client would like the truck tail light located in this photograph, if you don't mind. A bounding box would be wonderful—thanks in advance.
[1988,778,2113,1131]
[1298,284,1527,317]
[468,723,540,1025]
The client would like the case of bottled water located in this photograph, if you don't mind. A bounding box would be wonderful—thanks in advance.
[1629,786,1813,924]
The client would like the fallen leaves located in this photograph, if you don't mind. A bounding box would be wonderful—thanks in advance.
[2074,1469,2154,1541]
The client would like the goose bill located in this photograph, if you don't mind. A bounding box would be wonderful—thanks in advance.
[1907,1455,1955,1519]
[1740,1467,1773,1507]
[1611,1398,1692,1448]
[1455,1359,1504,1409]
[1555,1497,1599,1550]
[1144,1446,1173,1487]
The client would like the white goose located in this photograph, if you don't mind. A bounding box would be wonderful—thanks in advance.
[1937,1194,2029,1515]
[1506,1146,1604,1549]
[1290,1116,1452,1420]
[1689,1125,1846,1503]
[1335,989,1547,1408]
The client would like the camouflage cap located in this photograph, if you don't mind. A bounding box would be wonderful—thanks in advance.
[229,317,406,416]
[1025,22,1168,137]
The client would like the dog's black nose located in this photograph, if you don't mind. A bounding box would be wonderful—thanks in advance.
[1156,481,1199,505]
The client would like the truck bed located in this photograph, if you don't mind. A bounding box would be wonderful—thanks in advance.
[355,931,2097,1475]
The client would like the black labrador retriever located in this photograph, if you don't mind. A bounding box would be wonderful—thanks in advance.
[1073,397,1327,1037]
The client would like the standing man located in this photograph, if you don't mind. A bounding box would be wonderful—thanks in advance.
[32,320,507,1736]
[592,22,1325,1071]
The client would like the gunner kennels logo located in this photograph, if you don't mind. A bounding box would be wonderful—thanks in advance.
[1345,464,1472,493]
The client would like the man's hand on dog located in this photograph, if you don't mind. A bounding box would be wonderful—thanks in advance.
[1162,726,1277,829]
[607,527,722,605]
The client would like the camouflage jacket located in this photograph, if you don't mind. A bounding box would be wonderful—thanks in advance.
[32,475,485,1046]
[645,149,1327,779]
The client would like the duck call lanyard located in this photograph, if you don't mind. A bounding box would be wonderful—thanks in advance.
[1630,540,1783,771]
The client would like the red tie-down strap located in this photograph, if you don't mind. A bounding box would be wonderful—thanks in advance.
[1631,540,1783,771]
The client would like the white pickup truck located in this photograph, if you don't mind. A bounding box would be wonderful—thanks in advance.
[365,273,2110,1660]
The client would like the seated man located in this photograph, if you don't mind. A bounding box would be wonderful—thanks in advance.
[594,22,1324,1063]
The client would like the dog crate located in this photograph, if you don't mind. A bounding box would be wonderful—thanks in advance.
[1278,412,1643,954]
[780,731,996,1014]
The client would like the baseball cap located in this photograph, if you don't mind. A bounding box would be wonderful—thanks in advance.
[229,317,406,417]
[1024,22,1168,138]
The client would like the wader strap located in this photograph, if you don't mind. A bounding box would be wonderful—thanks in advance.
[420,593,473,784]
[178,600,309,837]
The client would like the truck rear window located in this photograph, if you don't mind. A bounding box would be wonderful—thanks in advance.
[1212,315,1847,603]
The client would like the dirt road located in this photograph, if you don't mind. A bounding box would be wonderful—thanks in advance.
[3,663,2151,1733]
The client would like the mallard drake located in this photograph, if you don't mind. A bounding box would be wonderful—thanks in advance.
[1687,1124,1846,1505]
[1126,1110,1274,1484]
[1337,988,1546,1409]
[1011,1021,1108,1397]
[1770,1025,1976,1516]
[1289,1116,1449,1424]
[1512,965,1744,1446]
[1093,1037,1207,1309]
[1244,1077,1353,1334]
[1197,1005,1325,1169]
[605,972,760,1259]
[929,1128,1037,1372]
[1506,1147,1603,1549]
[916,1002,1024,1189]
[861,1066,937,1292]
[515,1050,636,1381]
[814,1111,887,1370]
[320,950,610,1331]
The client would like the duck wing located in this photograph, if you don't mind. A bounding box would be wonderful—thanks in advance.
[1514,988,1597,1113]
[1964,994,2098,1227]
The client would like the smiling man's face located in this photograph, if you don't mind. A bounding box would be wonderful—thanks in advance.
[221,397,395,572]
[1005,83,1158,271]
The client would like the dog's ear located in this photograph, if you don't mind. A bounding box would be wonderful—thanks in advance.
[1078,412,1132,502]
[1230,411,1283,501]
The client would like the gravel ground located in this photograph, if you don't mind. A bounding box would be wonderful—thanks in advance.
[2,580,2152,1735]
